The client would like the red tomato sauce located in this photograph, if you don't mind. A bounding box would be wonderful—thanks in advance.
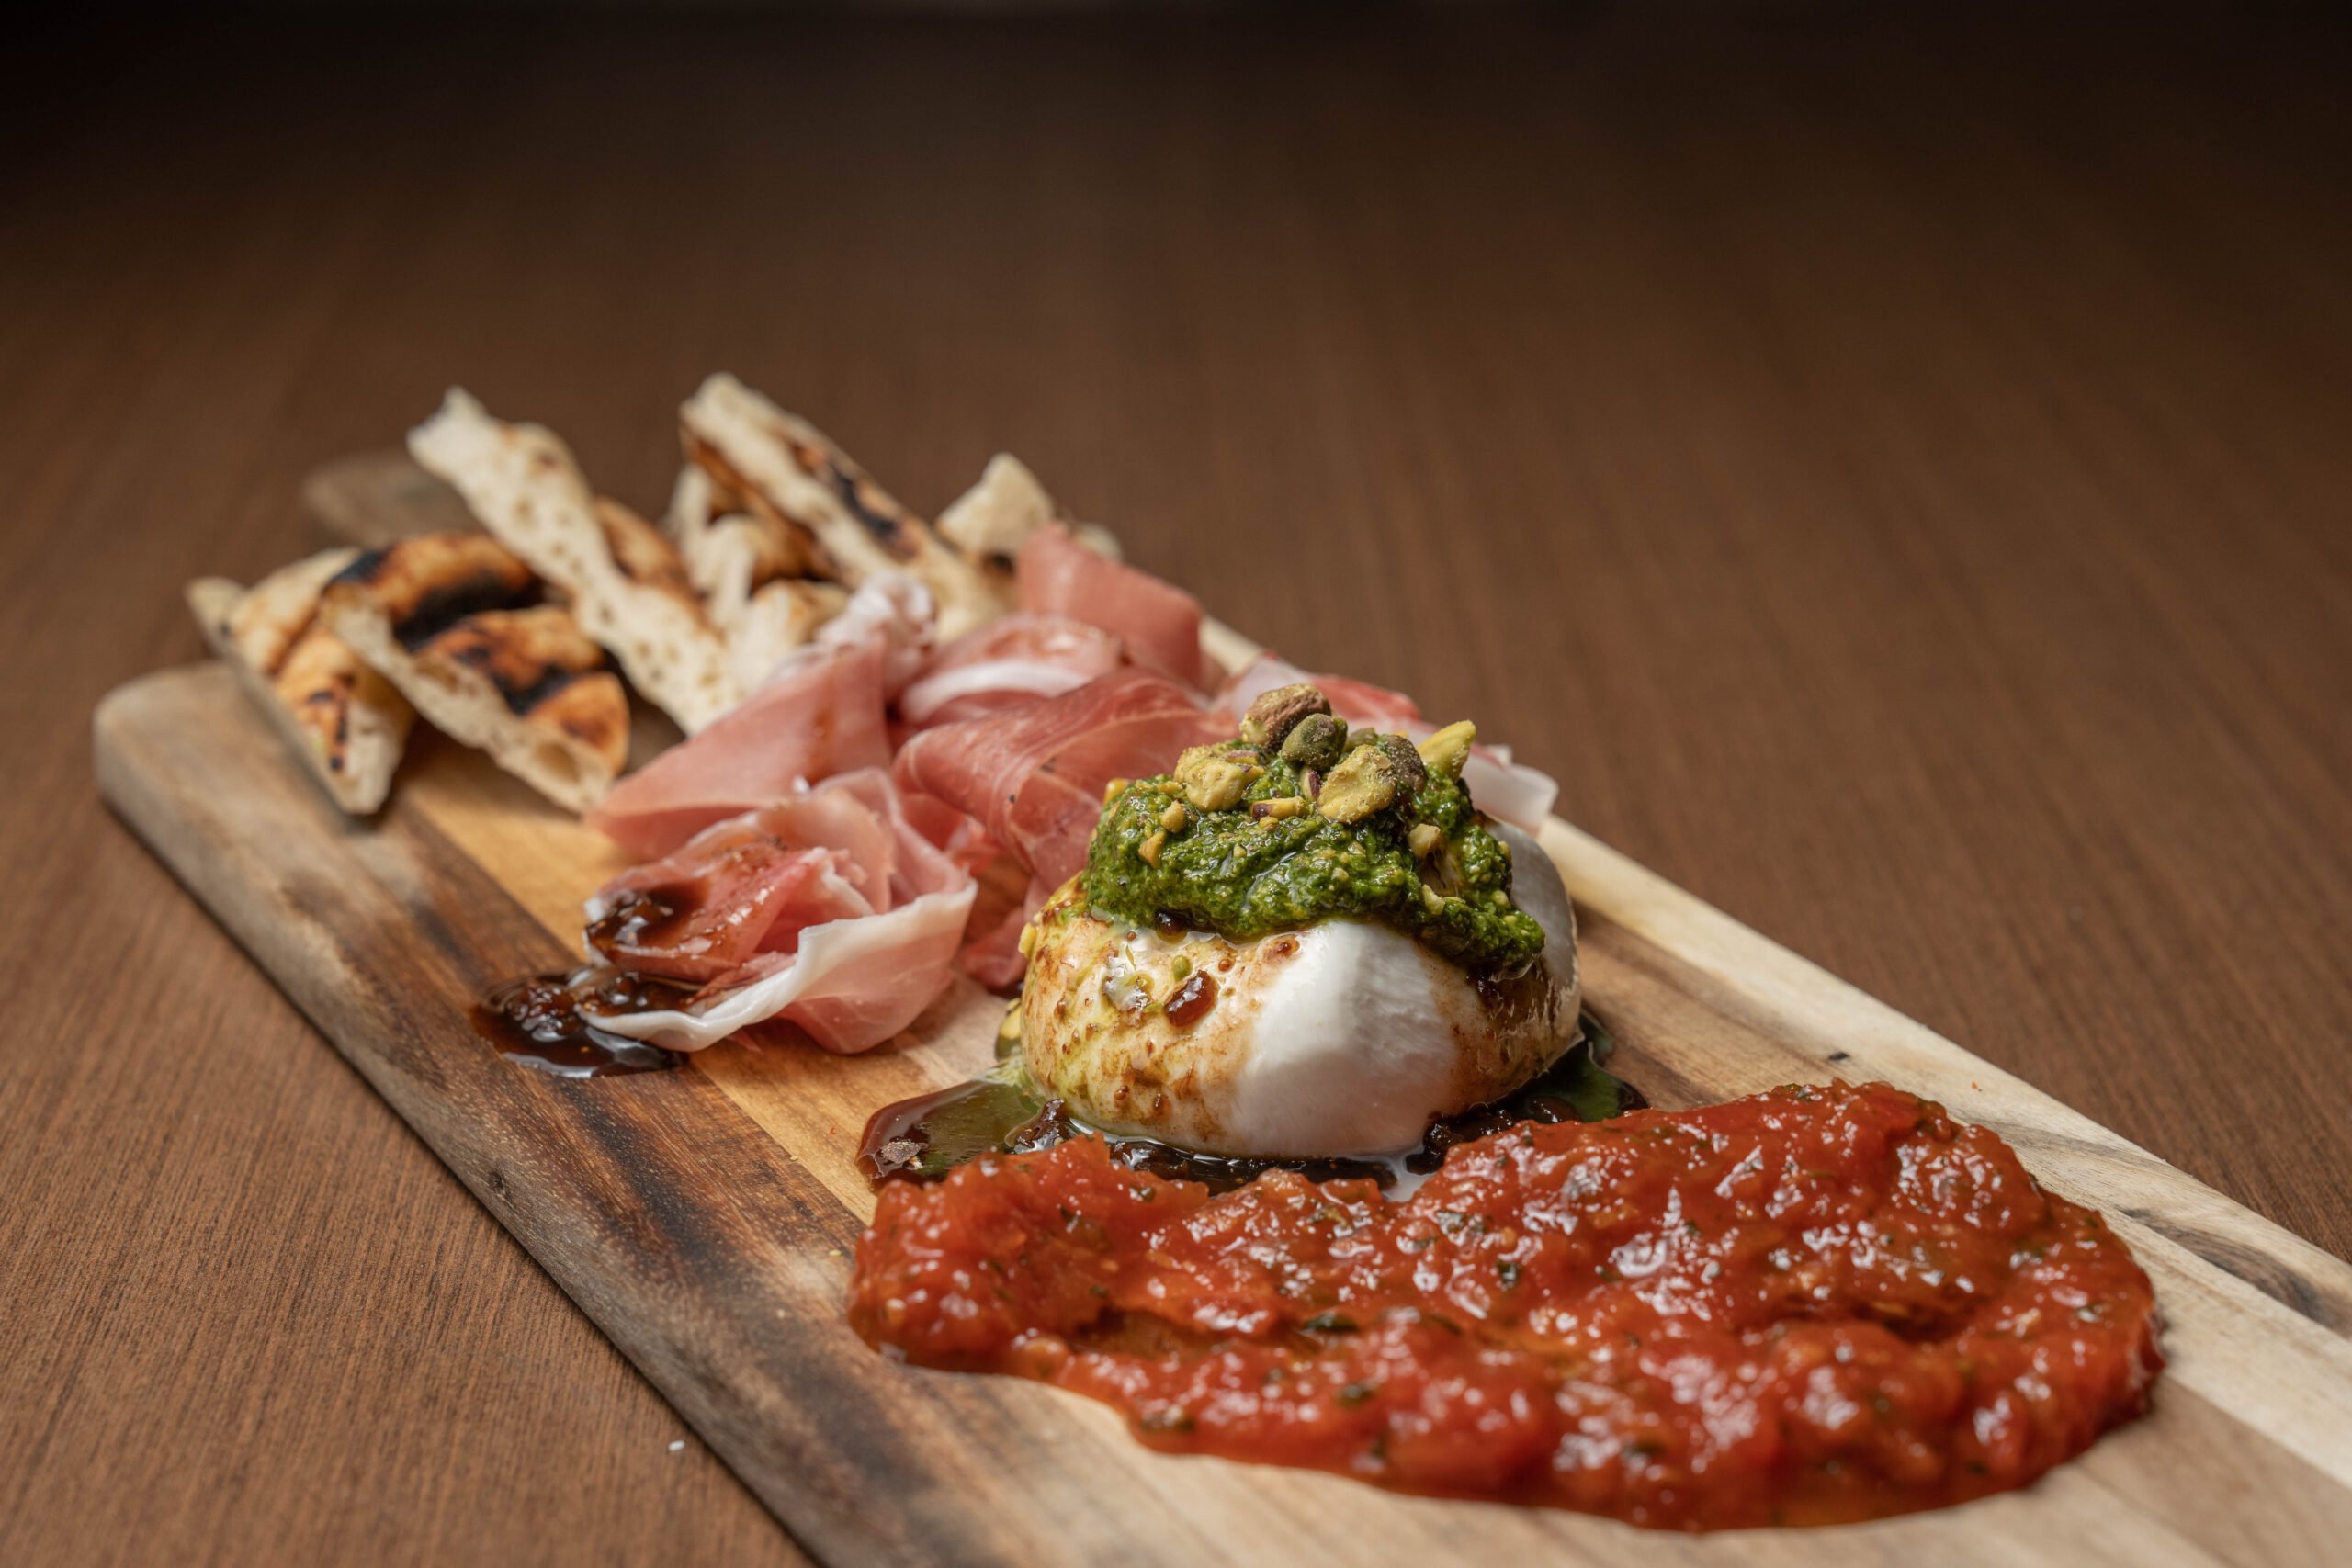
[850,1081,2162,1529]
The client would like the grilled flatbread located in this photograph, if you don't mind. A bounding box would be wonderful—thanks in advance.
[936,454,1057,589]
[934,452,1125,592]
[680,373,1004,638]
[186,548,415,816]
[663,460,850,690]
[320,533,628,814]
[410,390,740,733]
[727,577,852,692]
[666,461,813,591]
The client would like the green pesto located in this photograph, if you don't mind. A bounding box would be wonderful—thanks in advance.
[1080,738,1547,970]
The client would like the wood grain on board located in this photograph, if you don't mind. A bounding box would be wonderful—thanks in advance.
[94,651,2352,1566]
[15,8,2352,1564]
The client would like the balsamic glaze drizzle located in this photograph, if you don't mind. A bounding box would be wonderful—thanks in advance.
[471,966,690,1078]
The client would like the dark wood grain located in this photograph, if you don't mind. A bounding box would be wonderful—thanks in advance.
[6,5,2350,1562]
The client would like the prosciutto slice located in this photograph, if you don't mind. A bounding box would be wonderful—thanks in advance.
[957,891,1041,992]
[894,666,1223,890]
[896,612,1127,729]
[587,574,936,860]
[1016,524,1204,689]
[1215,653,1560,834]
[581,769,975,1055]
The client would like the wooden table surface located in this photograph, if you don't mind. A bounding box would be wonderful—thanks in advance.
[6,7,2347,1563]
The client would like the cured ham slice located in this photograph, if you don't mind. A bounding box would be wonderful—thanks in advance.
[1216,653,1426,729]
[1016,525,1204,690]
[587,574,936,860]
[899,746,1049,992]
[581,769,975,1055]
[1216,653,1560,834]
[897,612,1128,729]
[894,667,1223,890]
[896,790,1003,879]
[958,886,1043,992]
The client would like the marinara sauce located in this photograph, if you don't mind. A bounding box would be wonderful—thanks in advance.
[849,1081,2162,1529]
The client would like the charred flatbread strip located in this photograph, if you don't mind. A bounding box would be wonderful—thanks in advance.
[665,461,812,592]
[186,547,415,816]
[680,373,1004,637]
[662,462,850,689]
[320,533,628,814]
[935,454,1057,589]
[410,390,741,733]
[725,576,851,692]
[934,452,1126,592]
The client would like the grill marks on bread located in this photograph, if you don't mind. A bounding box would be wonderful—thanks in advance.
[663,460,852,691]
[321,534,628,813]
[679,374,1006,638]
[185,548,416,816]
[408,390,741,733]
[200,386,1124,819]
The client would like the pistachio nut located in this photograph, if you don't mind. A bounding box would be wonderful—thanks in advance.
[1415,719,1476,778]
[1173,743,1254,812]
[1240,682,1332,750]
[1278,711,1346,772]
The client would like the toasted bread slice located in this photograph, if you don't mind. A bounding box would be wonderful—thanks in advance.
[409,389,740,733]
[936,453,1057,589]
[186,548,415,816]
[935,452,1125,592]
[663,461,850,689]
[320,533,628,814]
[729,577,853,691]
[665,461,820,591]
[680,373,1004,637]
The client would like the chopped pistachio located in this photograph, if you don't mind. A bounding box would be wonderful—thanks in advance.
[1240,683,1333,750]
[1345,726,1381,751]
[1318,740,1412,823]
[1419,883,1448,916]
[1138,829,1167,867]
[1250,795,1307,820]
[1173,743,1254,811]
[1102,776,1129,806]
[1279,711,1346,772]
[1416,719,1476,777]
[1374,733,1429,794]
[1159,802,1190,833]
[1408,822,1443,858]
[1017,919,1040,958]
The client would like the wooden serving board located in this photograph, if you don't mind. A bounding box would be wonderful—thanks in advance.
[96,480,2352,1566]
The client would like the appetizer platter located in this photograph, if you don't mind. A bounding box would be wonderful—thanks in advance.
[96,380,2352,1564]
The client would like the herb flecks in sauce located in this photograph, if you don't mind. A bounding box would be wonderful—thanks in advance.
[850,1081,2165,1529]
[1081,687,1544,971]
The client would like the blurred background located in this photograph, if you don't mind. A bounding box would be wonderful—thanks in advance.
[5,2,2349,1562]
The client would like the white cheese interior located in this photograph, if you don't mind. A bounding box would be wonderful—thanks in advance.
[1219,919,1473,1155]
[1024,823,1578,1159]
